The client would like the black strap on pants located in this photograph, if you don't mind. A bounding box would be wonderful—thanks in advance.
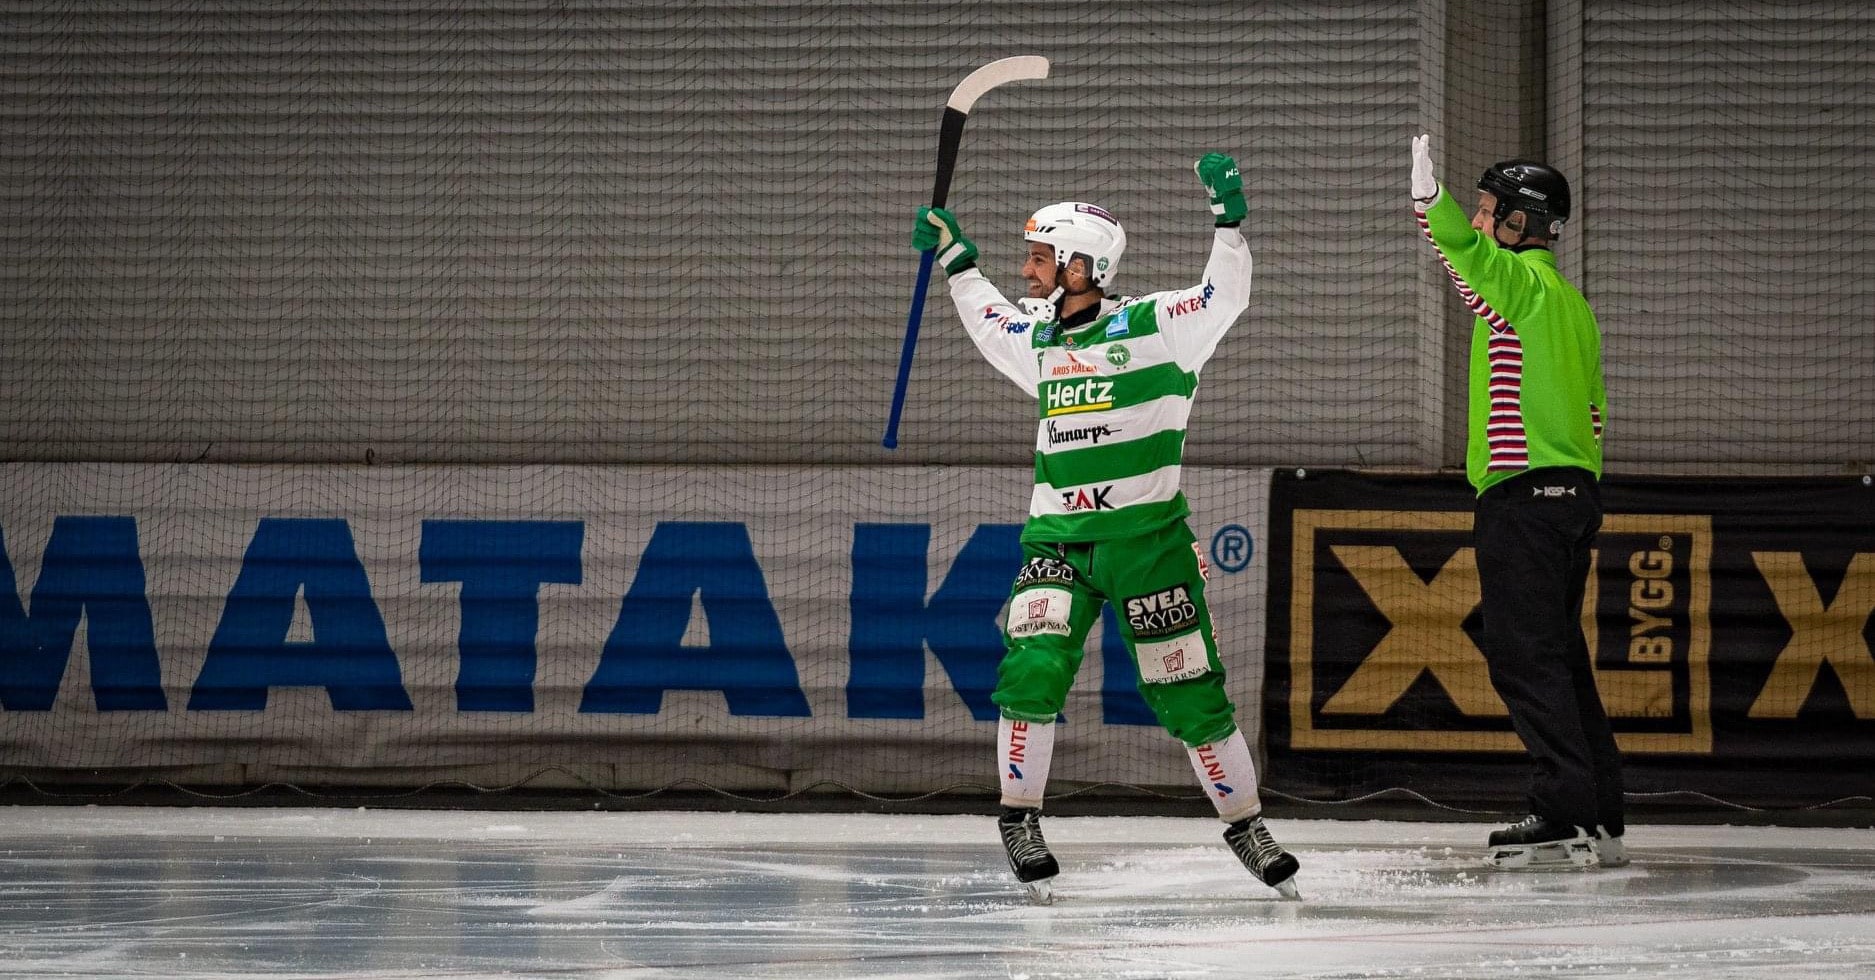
[1473,466,1624,835]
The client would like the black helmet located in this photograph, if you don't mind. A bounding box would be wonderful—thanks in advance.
[1478,160,1570,238]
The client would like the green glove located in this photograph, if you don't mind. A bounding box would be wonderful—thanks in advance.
[913,206,978,274]
[1195,153,1247,226]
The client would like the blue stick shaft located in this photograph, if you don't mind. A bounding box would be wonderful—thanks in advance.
[882,247,937,448]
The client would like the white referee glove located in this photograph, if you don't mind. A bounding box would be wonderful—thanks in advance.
[1411,134,1439,210]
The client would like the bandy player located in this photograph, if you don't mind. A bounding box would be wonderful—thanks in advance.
[910,154,1300,902]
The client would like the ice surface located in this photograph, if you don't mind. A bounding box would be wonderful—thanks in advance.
[0,807,1870,978]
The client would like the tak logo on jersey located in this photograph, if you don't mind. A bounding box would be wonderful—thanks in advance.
[1059,485,1114,512]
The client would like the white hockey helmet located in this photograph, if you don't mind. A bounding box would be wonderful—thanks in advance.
[1024,202,1126,288]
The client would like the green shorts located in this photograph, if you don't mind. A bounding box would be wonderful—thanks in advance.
[990,520,1238,747]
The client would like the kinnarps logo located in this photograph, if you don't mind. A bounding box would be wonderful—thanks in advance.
[1046,420,1118,448]
[1286,510,1713,753]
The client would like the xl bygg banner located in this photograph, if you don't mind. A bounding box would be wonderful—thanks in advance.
[1264,469,1874,808]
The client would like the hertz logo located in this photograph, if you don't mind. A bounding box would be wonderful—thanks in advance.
[1287,509,1713,754]
[1043,378,1114,417]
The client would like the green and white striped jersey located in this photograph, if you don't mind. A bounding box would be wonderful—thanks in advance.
[946,227,1252,543]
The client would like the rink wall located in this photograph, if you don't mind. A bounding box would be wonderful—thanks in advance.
[1263,469,1875,809]
[6,462,1869,812]
[0,463,1271,799]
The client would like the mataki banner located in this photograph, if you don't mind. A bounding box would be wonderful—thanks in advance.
[0,463,1272,797]
[1263,469,1875,808]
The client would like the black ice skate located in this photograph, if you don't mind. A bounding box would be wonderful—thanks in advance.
[1485,815,1596,869]
[997,806,1059,903]
[1223,816,1301,899]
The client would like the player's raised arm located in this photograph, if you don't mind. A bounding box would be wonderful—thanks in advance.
[910,206,1041,394]
[1412,134,1548,330]
[1154,154,1253,367]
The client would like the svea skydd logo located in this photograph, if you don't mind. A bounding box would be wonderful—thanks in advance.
[1123,584,1197,640]
[1287,510,1713,754]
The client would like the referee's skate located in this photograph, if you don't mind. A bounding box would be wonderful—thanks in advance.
[1484,815,1598,869]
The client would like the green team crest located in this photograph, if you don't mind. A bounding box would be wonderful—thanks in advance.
[1106,344,1131,367]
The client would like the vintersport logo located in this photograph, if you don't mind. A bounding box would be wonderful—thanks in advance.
[1006,720,1029,780]
[1166,280,1216,318]
[1196,743,1233,800]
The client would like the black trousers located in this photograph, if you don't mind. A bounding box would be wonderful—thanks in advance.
[1474,466,1624,836]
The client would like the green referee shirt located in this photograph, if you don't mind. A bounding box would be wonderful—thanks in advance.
[1418,186,1607,495]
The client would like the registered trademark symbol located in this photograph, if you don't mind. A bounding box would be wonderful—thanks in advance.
[1659,535,1673,550]
[1210,524,1253,573]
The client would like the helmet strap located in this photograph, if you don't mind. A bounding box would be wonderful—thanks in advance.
[1492,208,1557,249]
[1060,251,1101,292]
[1497,209,1528,244]
[1043,286,1065,321]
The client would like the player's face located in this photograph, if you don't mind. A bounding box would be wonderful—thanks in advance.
[1472,192,1528,246]
[1021,243,1057,297]
[1470,192,1500,236]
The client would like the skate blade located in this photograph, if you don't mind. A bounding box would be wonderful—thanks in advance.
[1485,838,1597,870]
[1021,878,1055,904]
[1272,878,1302,901]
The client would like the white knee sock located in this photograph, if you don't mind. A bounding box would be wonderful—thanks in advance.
[997,717,1056,809]
[1187,729,1262,823]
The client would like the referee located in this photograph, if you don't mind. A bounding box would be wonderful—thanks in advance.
[1409,134,1627,870]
